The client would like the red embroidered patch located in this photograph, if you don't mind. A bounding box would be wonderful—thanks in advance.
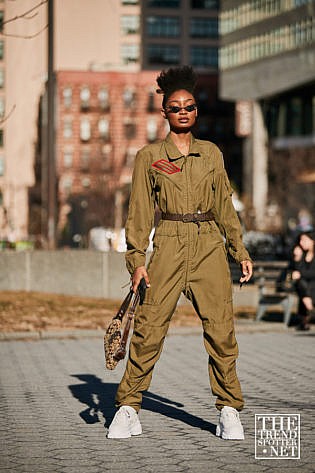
[152,159,181,175]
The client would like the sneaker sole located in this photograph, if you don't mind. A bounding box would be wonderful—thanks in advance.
[107,432,131,439]
[216,423,244,440]
[107,427,142,439]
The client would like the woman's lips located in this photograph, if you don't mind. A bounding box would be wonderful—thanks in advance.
[178,118,189,123]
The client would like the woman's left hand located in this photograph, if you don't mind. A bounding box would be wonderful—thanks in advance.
[240,260,253,284]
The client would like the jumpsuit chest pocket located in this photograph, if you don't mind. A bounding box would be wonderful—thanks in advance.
[150,167,183,191]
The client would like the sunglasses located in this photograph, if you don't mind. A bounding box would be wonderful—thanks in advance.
[165,104,197,114]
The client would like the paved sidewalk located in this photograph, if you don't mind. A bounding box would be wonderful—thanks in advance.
[0,327,314,473]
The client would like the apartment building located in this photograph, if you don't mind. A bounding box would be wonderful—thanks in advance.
[53,69,166,245]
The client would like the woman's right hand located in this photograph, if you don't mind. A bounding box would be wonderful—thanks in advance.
[132,266,150,293]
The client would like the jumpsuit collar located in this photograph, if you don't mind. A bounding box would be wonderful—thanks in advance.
[164,133,201,163]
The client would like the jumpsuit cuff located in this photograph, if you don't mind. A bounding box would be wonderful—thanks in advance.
[229,249,252,265]
[125,252,146,275]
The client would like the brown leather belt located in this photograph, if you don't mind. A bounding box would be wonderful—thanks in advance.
[161,210,215,223]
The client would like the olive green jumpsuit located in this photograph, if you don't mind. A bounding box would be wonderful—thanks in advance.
[116,133,251,412]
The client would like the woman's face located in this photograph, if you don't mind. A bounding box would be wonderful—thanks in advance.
[299,234,314,251]
[162,89,197,131]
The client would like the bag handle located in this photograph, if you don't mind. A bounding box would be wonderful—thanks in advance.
[114,288,133,322]
[113,291,140,362]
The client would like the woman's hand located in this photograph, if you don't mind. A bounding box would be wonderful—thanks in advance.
[240,260,253,284]
[292,270,301,281]
[132,266,150,293]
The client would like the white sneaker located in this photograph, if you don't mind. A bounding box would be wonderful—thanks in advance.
[216,406,245,440]
[107,406,142,439]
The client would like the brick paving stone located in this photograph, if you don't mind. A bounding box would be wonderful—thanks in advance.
[0,329,314,473]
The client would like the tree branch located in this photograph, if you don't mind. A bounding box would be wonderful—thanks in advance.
[3,0,48,26]
[0,104,16,125]
[1,24,48,39]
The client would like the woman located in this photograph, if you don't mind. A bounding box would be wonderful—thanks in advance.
[108,66,253,440]
[291,231,315,330]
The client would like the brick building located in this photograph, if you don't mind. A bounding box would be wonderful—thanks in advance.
[54,70,166,246]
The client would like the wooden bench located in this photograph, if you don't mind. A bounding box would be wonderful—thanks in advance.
[254,261,295,326]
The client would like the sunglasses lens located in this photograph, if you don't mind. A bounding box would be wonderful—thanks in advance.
[166,104,196,113]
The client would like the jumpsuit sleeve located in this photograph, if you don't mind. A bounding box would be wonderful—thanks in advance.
[125,149,155,275]
[212,151,251,264]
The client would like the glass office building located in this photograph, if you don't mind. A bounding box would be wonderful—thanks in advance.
[220,0,315,231]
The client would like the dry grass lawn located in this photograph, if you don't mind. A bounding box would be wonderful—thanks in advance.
[0,291,255,333]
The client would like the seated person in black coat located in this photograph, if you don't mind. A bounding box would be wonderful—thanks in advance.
[291,231,315,330]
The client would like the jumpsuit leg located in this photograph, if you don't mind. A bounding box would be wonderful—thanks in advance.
[116,233,186,412]
[186,228,244,411]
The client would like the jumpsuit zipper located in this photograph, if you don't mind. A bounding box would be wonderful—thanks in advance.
[184,156,190,291]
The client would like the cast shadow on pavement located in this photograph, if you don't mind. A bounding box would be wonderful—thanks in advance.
[68,374,216,435]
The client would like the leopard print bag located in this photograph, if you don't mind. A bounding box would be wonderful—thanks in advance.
[104,281,144,370]
[104,318,123,370]
[104,289,134,370]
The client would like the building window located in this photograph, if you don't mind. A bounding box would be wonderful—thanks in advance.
[191,0,218,8]
[122,0,139,4]
[0,11,3,33]
[80,148,90,171]
[80,117,91,141]
[102,144,112,158]
[123,87,136,108]
[121,44,139,64]
[288,97,303,135]
[0,155,4,176]
[61,176,73,196]
[125,147,137,167]
[0,97,4,117]
[190,17,218,38]
[147,16,180,37]
[0,40,3,60]
[98,87,109,110]
[148,0,180,6]
[147,44,180,65]
[147,117,157,142]
[80,86,90,110]
[124,117,137,139]
[220,2,310,35]
[63,87,72,109]
[147,91,155,112]
[121,15,140,35]
[101,144,112,171]
[220,18,315,69]
[264,86,314,138]
[63,117,73,139]
[63,150,73,168]
[0,68,4,88]
[81,177,91,188]
[98,117,109,140]
[190,46,218,67]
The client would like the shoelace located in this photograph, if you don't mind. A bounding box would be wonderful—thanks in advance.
[223,409,239,420]
[118,408,131,419]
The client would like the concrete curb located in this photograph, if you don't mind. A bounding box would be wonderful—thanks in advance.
[0,320,309,341]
